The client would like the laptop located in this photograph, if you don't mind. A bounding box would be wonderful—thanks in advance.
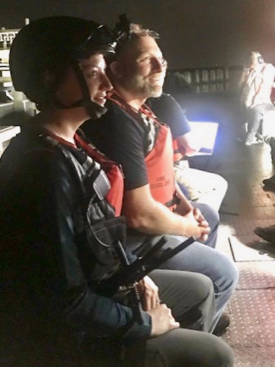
[188,121,219,156]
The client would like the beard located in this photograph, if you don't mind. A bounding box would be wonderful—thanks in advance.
[124,74,164,98]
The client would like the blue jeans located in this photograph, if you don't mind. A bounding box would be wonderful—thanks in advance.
[127,203,239,331]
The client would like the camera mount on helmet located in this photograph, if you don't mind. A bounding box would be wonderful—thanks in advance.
[113,14,132,43]
[112,14,159,57]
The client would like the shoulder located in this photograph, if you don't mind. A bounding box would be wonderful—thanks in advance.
[0,131,74,185]
[147,93,185,122]
[0,130,53,170]
[82,100,145,151]
[147,93,180,115]
[87,100,143,132]
[265,63,275,70]
[263,63,275,75]
[104,100,143,130]
[148,93,190,138]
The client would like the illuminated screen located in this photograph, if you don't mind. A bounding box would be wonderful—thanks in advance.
[188,121,219,156]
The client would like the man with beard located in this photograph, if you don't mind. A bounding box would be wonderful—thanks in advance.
[82,23,238,336]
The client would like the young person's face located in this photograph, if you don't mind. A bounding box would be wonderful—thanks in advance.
[116,36,167,99]
[80,53,112,106]
[55,53,112,108]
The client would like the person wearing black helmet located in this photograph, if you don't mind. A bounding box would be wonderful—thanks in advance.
[0,16,234,367]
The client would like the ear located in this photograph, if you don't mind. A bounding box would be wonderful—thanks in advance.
[109,61,124,78]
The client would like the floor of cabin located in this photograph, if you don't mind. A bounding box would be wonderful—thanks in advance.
[180,92,275,367]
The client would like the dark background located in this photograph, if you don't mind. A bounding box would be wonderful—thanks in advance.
[1,0,275,69]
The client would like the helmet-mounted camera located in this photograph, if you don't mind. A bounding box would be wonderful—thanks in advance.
[112,14,159,56]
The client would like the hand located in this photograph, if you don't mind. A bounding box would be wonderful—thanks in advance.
[184,146,199,157]
[193,207,207,224]
[193,208,210,242]
[184,210,210,241]
[147,304,180,336]
[137,276,160,311]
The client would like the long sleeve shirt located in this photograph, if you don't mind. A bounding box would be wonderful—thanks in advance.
[0,126,151,344]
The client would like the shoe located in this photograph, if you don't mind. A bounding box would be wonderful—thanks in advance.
[212,313,230,336]
[254,225,275,243]
[262,175,275,191]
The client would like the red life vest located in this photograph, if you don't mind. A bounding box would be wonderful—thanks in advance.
[75,133,124,217]
[108,92,176,210]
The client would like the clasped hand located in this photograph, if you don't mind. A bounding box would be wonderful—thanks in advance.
[183,207,210,241]
[137,276,179,336]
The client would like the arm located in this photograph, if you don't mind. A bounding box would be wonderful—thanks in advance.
[137,276,179,336]
[176,132,200,157]
[252,64,275,106]
[123,183,210,239]
[174,182,209,241]
[6,150,153,339]
[90,105,208,239]
[148,94,199,156]
[148,93,191,140]
[259,64,275,93]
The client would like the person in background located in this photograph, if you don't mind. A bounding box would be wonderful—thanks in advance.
[0,16,234,367]
[239,51,275,145]
[147,93,228,211]
[83,21,239,337]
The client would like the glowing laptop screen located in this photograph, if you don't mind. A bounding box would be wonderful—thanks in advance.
[188,122,219,155]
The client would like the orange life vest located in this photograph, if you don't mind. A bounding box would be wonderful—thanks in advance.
[75,133,124,217]
[108,92,177,210]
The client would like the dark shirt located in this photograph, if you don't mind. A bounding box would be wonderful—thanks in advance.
[83,101,150,191]
[0,126,151,344]
[147,93,191,139]
[82,93,190,192]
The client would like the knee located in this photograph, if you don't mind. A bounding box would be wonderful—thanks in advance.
[199,202,220,228]
[211,172,228,192]
[230,261,239,288]
[219,175,228,194]
[209,205,220,227]
[190,272,215,301]
[146,329,234,367]
[218,256,239,291]
[228,257,239,282]
[206,335,235,367]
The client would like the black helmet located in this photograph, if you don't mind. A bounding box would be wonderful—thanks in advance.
[9,16,115,117]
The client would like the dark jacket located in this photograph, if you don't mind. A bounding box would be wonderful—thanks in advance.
[0,125,151,362]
